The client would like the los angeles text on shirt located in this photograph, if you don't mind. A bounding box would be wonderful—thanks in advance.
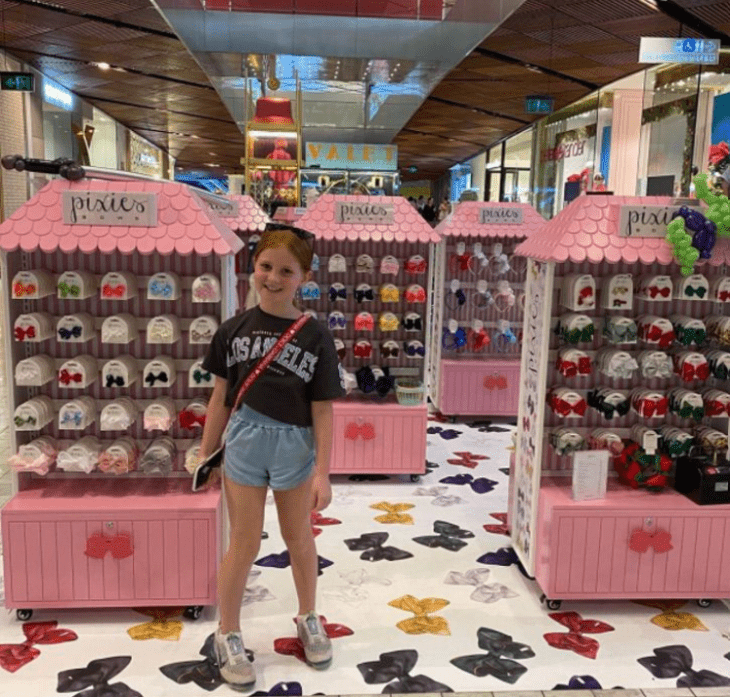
[227,334,318,383]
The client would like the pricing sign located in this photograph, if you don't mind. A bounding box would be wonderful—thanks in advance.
[1,72,34,92]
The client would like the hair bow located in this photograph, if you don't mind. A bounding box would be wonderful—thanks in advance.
[577,287,594,305]
[562,325,594,344]
[406,257,427,274]
[446,288,467,308]
[356,254,374,273]
[380,341,399,358]
[543,611,614,660]
[14,325,36,341]
[58,326,82,340]
[98,454,131,474]
[550,396,587,417]
[106,375,125,388]
[648,286,671,298]
[149,281,173,298]
[57,282,80,298]
[328,313,347,330]
[178,410,206,429]
[556,355,591,378]
[449,253,471,272]
[379,285,400,303]
[59,369,83,386]
[719,290,730,302]
[145,371,169,386]
[674,403,705,420]
[587,390,630,419]
[345,422,376,440]
[380,256,400,275]
[405,286,426,303]
[468,328,490,352]
[704,398,730,417]
[442,327,467,351]
[328,254,347,273]
[641,355,673,379]
[102,284,126,298]
[13,282,37,297]
[404,341,425,357]
[494,327,518,349]
[193,369,212,384]
[300,283,320,300]
[684,285,707,298]
[14,415,37,427]
[59,411,84,427]
[711,362,730,380]
[645,325,675,348]
[84,531,133,559]
[0,621,78,673]
[355,287,375,303]
[402,315,422,332]
[193,281,218,301]
[378,313,398,331]
[328,285,347,302]
[676,361,710,382]
[677,327,706,346]
[634,396,668,418]
[353,341,372,358]
[604,320,637,344]
[355,313,375,331]
[629,529,673,554]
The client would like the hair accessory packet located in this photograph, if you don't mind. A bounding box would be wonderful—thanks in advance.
[56,436,102,474]
[603,316,637,345]
[405,254,427,275]
[103,355,139,389]
[404,339,425,358]
[101,271,137,300]
[377,312,398,332]
[669,315,706,346]
[15,354,55,386]
[328,283,347,302]
[673,351,710,382]
[178,397,208,430]
[638,350,673,380]
[353,339,372,359]
[144,397,177,431]
[548,388,587,418]
[468,319,490,352]
[8,436,58,476]
[57,313,95,343]
[301,281,320,301]
[613,439,672,491]
[602,274,633,310]
[704,314,727,342]
[334,338,346,361]
[56,270,98,300]
[695,426,728,457]
[14,312,54,342]
[449,244,472,273]
[328,311,347,330]
[139,436,177,475]
[185,438,204,475]
[706,349,730,380]
[380,339,399,359]
[637,274,672,301]
[191,274,221,303]
[702,388,730,417]
[678,273,709,301]
[311,253,320,272]
[658,425,694,457]
[189,360,213,388]
[356,311,376,332]
[442,319,467,351]
[58,355,98,389]
[100,397,137,431]
[379,283,400,303]
[98,437,139,475]
[188,315,218,345]
[400,312,421,332]
[549,427,586,456]
[356,254,375,273]
[630,388,668,419]
[637,315,675,349]
[355,283,375,303]
[561,274,596,311]
[595,347,638,380]
[557,313,594,345]
[11,269,55,299]
[494,280,516,313]
[328,254,347,274]
[587,388,630,420]
[588,428,624,455]
[668,387,705,421]
[147,271,181,301]
[101,314,137,344]
[380,255,400,275]
[556,347,591,378]
[146,315,181,344]
[14,396,54,431]
[58,396,96,430]
[143,356,176,388]
[710,276,730,303]
[405,284,426,303]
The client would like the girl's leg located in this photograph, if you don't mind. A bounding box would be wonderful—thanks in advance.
[273,476,317,615]
[218,474,268,633]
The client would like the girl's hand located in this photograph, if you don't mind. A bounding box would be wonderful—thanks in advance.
[311,472,332,512]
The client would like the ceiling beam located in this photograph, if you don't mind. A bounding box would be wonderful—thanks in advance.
[427,96,531,125]
[654,0,730,46]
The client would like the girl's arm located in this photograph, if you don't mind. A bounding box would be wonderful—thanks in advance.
[200,376,231,458]
[310,399,334,511]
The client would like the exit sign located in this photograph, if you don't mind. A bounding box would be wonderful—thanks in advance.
[1,72,34,92]
[525,95,553,114]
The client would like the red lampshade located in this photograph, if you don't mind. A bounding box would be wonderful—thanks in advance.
[253,97,294,124]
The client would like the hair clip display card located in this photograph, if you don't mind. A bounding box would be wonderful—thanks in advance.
[56,436,102,474]
[603,274,633,310]
[702,388,730,417]
[98,437,139,475]
[189,316,218,345]
[547,388,587,418]
[380,255,399,275]
[57,313,95,343]
[184,438,203,475]
[637,316,676,348]
[301,281,320,301]
[139,436,176,475]
[58,395,96,431]
[555,347,591,378]
[12,269,55,300]
[147,271,181,301]
[143,356,176,388]
[637,275,672,301]
[189,360,213,388]
[15,354,55,386]
[146,315,181,344]
[557,313,594,344]
[710,276,730,303]
[191,273,221,303]
[57,270,97,300]
[58,356,98,389]
[630,388,668,419]
[603,316,637,345]
[328,254,347,274]
[100,271,137,300]
[8,436,58,476]
[101,314,137,344]
[673,351,710,382]
[638,350,673,379]
[178,398,208,430]
[677,273,709,301]
[561,274,596,311]
[595,348,638,379]
[100,397,137,431]
[102,355,138,389]
[14,312,54,342]
[706,349,730,379]
[144,397,177,431]
[669,315,706,347]
[14,396,54,431]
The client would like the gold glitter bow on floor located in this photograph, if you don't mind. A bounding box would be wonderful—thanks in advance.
[127,607,185,641]
[388,595,450,635]
[634,600,708,631]
[370,501,415,525]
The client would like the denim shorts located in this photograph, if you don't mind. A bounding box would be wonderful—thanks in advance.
[224,404,315,490]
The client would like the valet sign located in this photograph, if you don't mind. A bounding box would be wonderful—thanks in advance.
[62,191,158,226]
[619,205,701,237]
[335,202,394,225]
[480,207,523,225]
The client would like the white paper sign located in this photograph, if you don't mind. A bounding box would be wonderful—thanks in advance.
[207,199,240,218]
[480,207,523,225]
[335,201,394,225]
[63,191,157,226]
[572,450,609,501]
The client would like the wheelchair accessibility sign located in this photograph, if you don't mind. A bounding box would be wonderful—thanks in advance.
[639,37,720,65]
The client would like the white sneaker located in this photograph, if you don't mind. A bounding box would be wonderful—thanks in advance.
[214,629,256,690]
[296,612,332,669]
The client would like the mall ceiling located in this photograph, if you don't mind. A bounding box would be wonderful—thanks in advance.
[0,0,727,180]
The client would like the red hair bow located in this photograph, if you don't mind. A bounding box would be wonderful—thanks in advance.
[676,361,710,382]
[647,286,670,298]
[58,369,83,386]
[705,399,730,417]
[345,422,375,440]
[12,283,36,297]
[719,290,730,302]
[84,532,134,560]
[549,396,587,417]
[0,621,78,673]
[102,284,126,298]
[484,375,508,390]
[577,287,594,305]
[633,397,668,419]
[353,341,372,358]
[543,611,614,660]
[629,528,673,554]
[556,356,591,378]
[468,329,490,352]
[14,325,36,341]
[405,258,427,274]
[645,326,675,348]
[449,253,471,272]
[178,410,206,429]
[405,286,426,303]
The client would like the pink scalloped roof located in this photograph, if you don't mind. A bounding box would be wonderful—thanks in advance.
[219,194,270,232]
[296,194,441,243]
[512,194,730,267]
[435,201,546,238]
[0,179,244,257]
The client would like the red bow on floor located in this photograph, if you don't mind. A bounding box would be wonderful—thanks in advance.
[14,326,36,341]
[102,284,126,298]
[629,528,673,554]
[0,621,78,673]
[178,411,206,430]
[84,532,134,560]
[645,326,676,347]
[447,451,489,468]
[483,512,509,536]
[543,611,614,660]
[274,616,353,663]
[345,422,375,441]
[58,369,83,385]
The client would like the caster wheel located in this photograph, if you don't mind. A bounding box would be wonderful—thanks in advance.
[546,599,562,611]
[184,605,204,620]
[16,609,33,621]
[449,416,457,424]
[697,599,712,608]
[410,475,421,483]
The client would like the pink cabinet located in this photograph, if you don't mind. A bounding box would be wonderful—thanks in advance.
[439,359,520,416]
[2,480,221,610]
[536,479,730,600]
[330,401,427,475]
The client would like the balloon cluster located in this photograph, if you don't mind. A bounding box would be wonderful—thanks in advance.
[694,172,730,237]
[666,206,717,276]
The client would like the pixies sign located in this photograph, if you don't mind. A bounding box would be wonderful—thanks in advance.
[480,207,523,225]
[619,204,702,237]
[335,201,394,225]
[62,191,158,226]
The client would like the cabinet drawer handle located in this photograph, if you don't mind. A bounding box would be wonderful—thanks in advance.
[629,528,673,554]
[84,532,134,559]
[345,422,375,441]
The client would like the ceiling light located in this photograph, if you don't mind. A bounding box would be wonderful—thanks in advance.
[96,62,110,70]
[248,130,297,138]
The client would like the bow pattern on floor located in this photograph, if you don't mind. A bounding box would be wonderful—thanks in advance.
[357,649,453,693]
[412,485,464,506]
[543,612,614,659]
[451,627,535,684]
[370,501,415,524]
[127,607,184,641]
[439,472,499,493]
[634,600,709,632]
[444,568,519,603]
[447,451,490,469]
[57,655,142,697]
[412,520,474,551]
[483,512,509,535]
[343,532,413,562]
[0,621,78,673]
[388,595,451,636]
[274,615,353,663]
[638,645,730,687]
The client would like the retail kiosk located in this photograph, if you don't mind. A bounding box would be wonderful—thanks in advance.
[297,194,441,478]
[0,173,241,620]
[510,194,730,609]
[429,201,545,418]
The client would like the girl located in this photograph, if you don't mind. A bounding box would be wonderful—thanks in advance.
[200,226,345,689]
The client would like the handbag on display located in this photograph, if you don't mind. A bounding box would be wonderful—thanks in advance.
[192,313,310,492]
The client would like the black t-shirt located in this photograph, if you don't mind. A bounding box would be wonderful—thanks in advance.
[202,306,345,426]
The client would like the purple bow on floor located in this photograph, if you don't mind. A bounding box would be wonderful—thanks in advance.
[254,550,333,575]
